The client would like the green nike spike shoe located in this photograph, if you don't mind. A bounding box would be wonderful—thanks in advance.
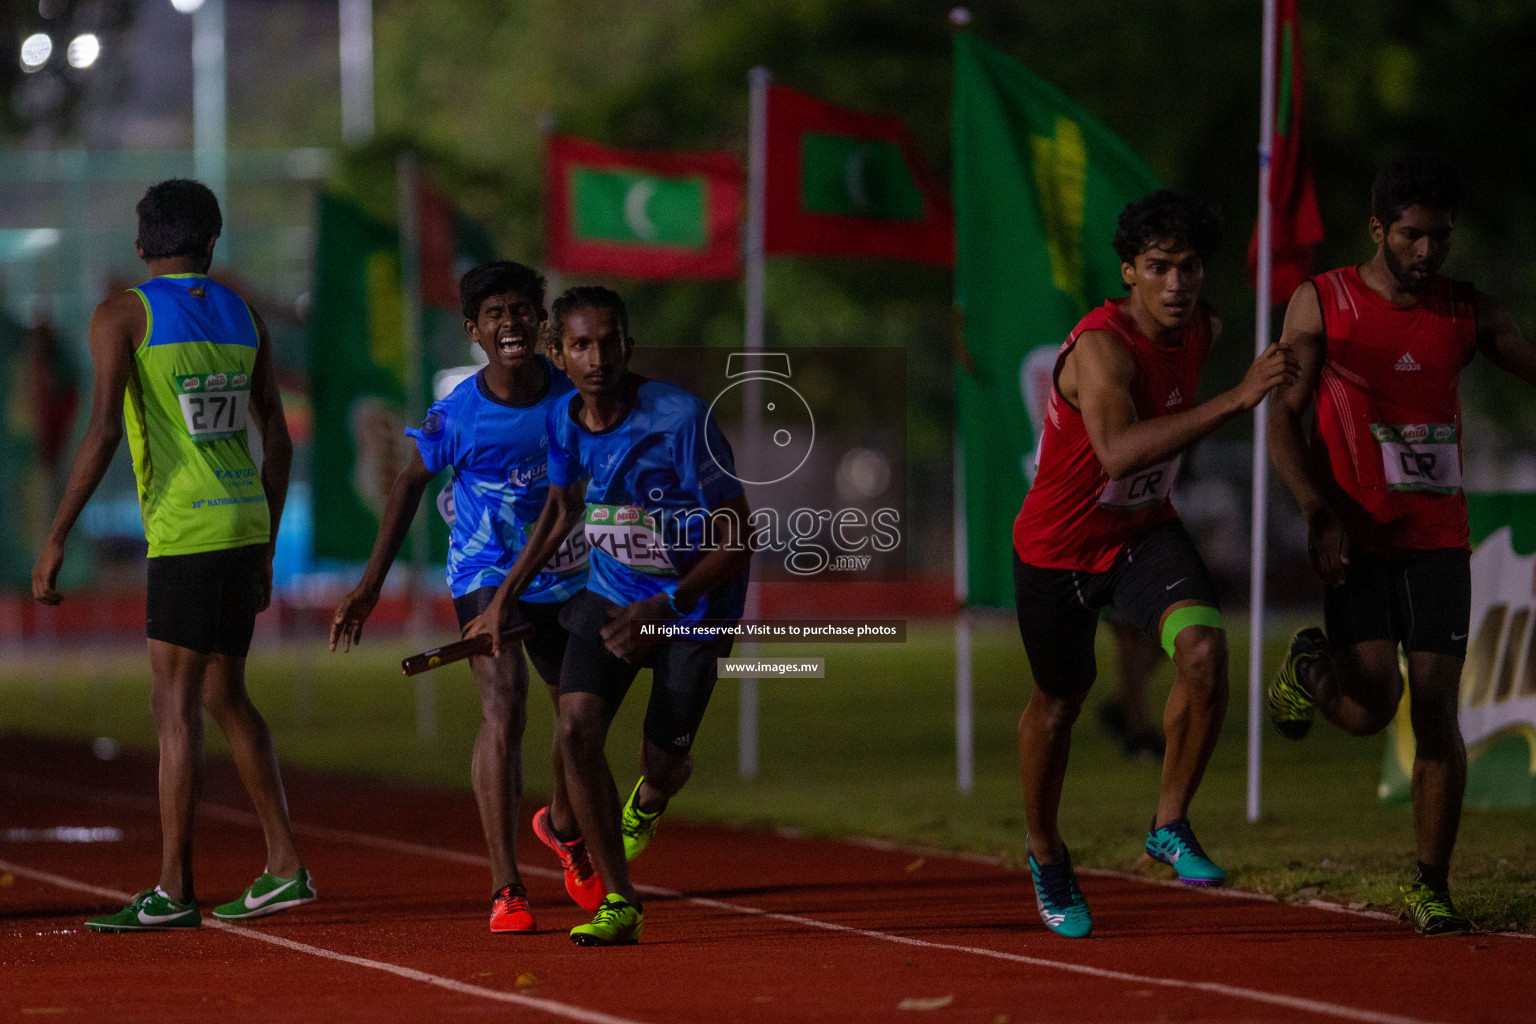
[212,866,317,920]
[1400,882,1473,937]
[1268,627,1327,740]
[86,887,201,932]
[620,777,663,862]
[570,895,644,946]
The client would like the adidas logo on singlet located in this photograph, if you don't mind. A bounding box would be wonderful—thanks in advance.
[1395,352,1422,372]
[1165,388,1184,407]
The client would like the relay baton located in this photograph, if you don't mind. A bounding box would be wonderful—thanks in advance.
[400,622,535,676]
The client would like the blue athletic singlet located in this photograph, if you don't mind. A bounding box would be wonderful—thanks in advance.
[406,358,588,601]
[547,375,748,622]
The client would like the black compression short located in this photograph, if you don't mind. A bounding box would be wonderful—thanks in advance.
[1323,547,1471,658]
[557,589,732,755]
[146,543,267,657]
[1013,521,1219,699]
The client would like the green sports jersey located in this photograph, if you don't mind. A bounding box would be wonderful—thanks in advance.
[124,274,270,556]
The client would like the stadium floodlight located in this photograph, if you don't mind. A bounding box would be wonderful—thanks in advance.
[170,0,205,12]
[20,33,53,71]
[67,34,100,69]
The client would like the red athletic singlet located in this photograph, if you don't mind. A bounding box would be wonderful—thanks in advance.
[1013,299,1212,573]
[1310,266,1477,553]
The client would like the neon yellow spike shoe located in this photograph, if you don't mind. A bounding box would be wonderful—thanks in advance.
[620,777,664,862]
[1400,882,1473,937]
[86,887,201,932]
[569,894,643,946]
[1268,627,1327,740]
[212,866,317,920]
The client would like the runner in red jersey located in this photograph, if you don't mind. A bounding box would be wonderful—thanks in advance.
[1013,191,1295,937]
[1267,155,1536,936]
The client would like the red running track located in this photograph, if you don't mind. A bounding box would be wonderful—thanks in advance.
[1,734,1531,1024]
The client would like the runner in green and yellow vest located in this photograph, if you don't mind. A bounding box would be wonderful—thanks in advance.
[33,178,314,932]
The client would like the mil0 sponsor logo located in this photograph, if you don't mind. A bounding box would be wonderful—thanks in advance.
[1401,423,1429,444]
[232,373,249,389]
[204,373,229,391]
[181,376,203,392]
[589,507,611,523]
[615,507,642,526]
[1434,425,1454,442]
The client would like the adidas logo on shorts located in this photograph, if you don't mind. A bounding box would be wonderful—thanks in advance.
[1165,388,1183,407]
[1395,352,1422,372]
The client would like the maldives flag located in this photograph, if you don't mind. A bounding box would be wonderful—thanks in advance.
[763,85,953,265]
[545,134,742,279]
[1248,0,1324,305]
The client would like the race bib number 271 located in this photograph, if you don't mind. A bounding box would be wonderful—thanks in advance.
[176,372,250,443]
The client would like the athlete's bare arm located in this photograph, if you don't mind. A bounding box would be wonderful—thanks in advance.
[31,292,144,605]
[1266,280,1348,586]
[1067,325,1293,481]
[247,305,292,612]
[600,493,754,663]
[1474,292,1536,388]
[464,480,586,657]
[329,448,435,652]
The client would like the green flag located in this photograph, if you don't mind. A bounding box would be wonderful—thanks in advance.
[307,190,495,563]
[952,33,1159,607]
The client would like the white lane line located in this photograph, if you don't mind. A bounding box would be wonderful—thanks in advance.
[0,859,651,1024]
[0,774,1481,1023]
[679,894,1445,1024]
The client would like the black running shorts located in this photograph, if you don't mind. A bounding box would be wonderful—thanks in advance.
[1013,522,1219,699]
[1323,547,1471,658]
[452,587,572,688]
[145,543,268,657]
[557,589,732,755]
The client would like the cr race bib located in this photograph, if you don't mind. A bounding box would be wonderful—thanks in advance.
[1373,423,1461,494]
[1097,456,1180,511]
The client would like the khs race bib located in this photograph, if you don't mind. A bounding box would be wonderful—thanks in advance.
[176,371,250,443]
[545,520,591,577]
[1372,423,1461,494]
[1097,456,1179,511]
[584,504,676,576]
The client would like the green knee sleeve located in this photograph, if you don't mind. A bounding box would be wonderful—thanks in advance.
[1161,604,1224,658]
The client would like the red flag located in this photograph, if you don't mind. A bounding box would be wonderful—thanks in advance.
[763,86,952,265]
[1249,0,1324,305]
[545,134,742,279]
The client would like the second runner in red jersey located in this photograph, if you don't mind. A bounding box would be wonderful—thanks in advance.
[1308,265,1476,553]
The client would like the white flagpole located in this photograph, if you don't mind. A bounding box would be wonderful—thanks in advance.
[738,66,772,779]
[1248,0,1279,824]
[338,0,375,146]
[949,7,974,795]
[954,434,974,793]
